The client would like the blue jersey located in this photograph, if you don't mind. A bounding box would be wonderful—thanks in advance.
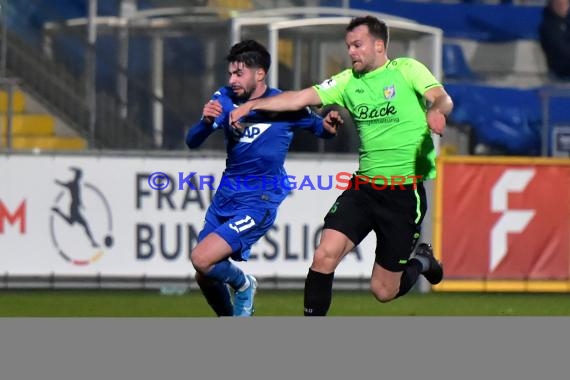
[186,86,334,207]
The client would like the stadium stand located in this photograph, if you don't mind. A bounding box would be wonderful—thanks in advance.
[2,0,569,155]
[0,87,87,151]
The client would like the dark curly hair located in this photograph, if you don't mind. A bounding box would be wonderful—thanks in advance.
[226,40,271,73]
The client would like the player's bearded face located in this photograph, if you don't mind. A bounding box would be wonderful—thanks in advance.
[228,62,257,100]
[346,26,377,74]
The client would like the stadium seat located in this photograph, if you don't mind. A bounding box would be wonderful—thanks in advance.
[442,43,478,80]
[445,83,542,155]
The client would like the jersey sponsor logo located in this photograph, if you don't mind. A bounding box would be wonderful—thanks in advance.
[234,123,272,143]
[318,78,337,89]
[354,103,397,121]
[229,215,256,233]
[383,85,396,100]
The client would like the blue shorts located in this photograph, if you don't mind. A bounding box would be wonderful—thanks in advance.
[198,195,278,261]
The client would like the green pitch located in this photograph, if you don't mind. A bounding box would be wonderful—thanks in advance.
[1,290,570,317]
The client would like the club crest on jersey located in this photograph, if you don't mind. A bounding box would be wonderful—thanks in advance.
[234,123,272,143]
[383,85,396,100]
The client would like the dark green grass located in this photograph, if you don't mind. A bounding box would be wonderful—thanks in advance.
[1,289,570,317]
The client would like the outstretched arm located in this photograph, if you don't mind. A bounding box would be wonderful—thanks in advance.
[424,86,453,136]
[230,87,322,129]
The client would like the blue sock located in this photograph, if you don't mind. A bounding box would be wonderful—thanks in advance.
[205,259,247,291]
[196,276,233,317]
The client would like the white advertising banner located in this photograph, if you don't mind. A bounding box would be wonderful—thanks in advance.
[0,153,386,278]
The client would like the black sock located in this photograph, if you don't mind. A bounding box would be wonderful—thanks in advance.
[304,269,334,316]
[395,259,422,299]
[197,278,233,317]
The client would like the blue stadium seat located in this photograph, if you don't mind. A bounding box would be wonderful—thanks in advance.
[446,83,542,155]
[442,43,478,80]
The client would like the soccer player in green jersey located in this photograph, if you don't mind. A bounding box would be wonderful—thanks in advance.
[230,15,454,316]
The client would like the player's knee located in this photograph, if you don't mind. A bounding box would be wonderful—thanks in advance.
[370,281,398,303]
[312,246,340,272]
[190,251,210,274]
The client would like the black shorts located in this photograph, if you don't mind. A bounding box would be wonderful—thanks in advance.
[323,176,427,272]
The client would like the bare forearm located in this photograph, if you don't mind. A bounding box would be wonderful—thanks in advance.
[230,87,322,126]
[251,87,321,112]
[429,94,453,116]
[425,88,453,135]
[251,91,301,112]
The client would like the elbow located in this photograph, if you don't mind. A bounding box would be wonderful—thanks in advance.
[185,130,200,149]
[443,98,454,117]
[436,95,454,116]
[185,137,200,150]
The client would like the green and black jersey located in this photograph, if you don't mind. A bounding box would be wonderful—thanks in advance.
[314,57,441,184]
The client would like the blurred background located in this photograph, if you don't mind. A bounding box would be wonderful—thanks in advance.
[0,0,569,295]
[2,0,569,155]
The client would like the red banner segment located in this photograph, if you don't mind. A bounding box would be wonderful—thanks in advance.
[439,159,570,281]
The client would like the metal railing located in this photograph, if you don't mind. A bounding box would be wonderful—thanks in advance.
[539,84,570,157]
[5,29,159,149]
[0,77,17,151]
[2,0,207,150]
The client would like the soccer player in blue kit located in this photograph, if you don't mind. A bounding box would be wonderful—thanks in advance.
[186,40,342,317]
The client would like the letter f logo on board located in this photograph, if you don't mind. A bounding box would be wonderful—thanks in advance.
[490,169,535,272]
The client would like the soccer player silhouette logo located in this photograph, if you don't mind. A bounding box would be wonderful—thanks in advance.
[50,167,114,265]
[52,167,99,248]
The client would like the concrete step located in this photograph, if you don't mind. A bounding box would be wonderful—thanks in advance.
[0,114,55,136]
